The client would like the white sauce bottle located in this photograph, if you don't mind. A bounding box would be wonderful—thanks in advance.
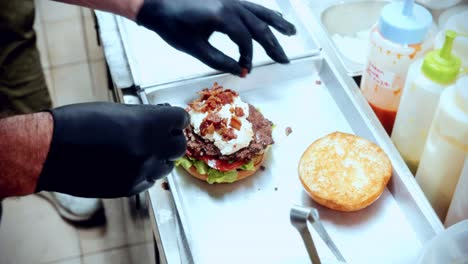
[416,76,468,221]
[434,10,468,76]
[361,0,433,134]
[445,157,468,227]
[392,30,462,173]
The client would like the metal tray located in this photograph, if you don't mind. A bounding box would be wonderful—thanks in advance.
[140,55,443,263]
[115,0,319,89]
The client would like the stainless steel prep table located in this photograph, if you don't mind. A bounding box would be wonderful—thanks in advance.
[97,1,444,263]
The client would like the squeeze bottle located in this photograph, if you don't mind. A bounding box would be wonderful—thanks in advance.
[391,30,462,173]
[415,76,468,221]
[445,157,468,227]
[361,0,433,134]
[435,10,468,75]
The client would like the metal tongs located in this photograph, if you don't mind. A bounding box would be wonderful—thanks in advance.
[290,205,347,264]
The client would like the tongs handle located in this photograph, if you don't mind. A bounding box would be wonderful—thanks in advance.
[291,205,322,264]
[290,205,346,264]
[308,209,346,262]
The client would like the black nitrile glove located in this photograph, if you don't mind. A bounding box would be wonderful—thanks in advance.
[136,0,296,76]
[36,102,189,198]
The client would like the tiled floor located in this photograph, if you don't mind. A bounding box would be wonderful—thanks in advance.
[0,1,155,264]
[0,196,155,264]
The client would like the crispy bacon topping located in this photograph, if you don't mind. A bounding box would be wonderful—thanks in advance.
[189,83,247,141]
[200,113,239,141]
[200,113,228,136]
[188,83,238,113]
[206,113,225,128]
[221,127,237,141]
[200,123,215,136]
[230,115,242,131]
[234,107,244,117]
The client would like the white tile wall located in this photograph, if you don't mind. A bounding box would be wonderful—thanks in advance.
[51,63,95,106]
[89,60,109,101]
[83,14,104,61]
[34,0,41,24]
[81,8,94,18]
[33,0,110,107]
[43,69,54,97]
[35,23,50,69]
[37,0,81,23]
[45,19,88,66]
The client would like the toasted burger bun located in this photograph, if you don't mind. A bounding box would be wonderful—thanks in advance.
[298,132,392,212]
[184,153,266,183]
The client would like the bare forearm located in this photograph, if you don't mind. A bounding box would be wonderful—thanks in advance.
[0,112,53,198]
[54,0,143,20]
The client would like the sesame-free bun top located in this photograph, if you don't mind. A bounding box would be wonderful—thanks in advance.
[298,132,392,212]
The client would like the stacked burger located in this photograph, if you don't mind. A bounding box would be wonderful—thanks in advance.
[176,83,274,184]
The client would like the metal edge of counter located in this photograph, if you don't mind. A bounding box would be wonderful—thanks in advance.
[95,11,136,89]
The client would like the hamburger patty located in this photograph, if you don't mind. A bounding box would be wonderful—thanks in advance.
[185,104,274,162]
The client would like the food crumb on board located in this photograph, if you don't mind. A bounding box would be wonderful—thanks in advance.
[285,127,293,136]
[315,80,322,85]
[161,181,170,191]
[260,165,266,171]
[274,187,278,191]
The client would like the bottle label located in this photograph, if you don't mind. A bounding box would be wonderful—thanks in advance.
[366,61,396,91]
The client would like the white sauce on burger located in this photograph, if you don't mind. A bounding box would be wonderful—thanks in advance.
[189,96,254,155]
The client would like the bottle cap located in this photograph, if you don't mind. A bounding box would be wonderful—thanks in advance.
[422,30,462,84]
[379,0,432,45]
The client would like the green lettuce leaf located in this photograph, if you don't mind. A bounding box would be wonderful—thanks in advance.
[240,160,255,171]
[207,169,238,184]
[193,160,209,175]
[177,156,258,184]
[175,157,192,170]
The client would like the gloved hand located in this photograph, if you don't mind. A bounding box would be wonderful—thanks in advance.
[136,0,296,76]
[35,102,189,198]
